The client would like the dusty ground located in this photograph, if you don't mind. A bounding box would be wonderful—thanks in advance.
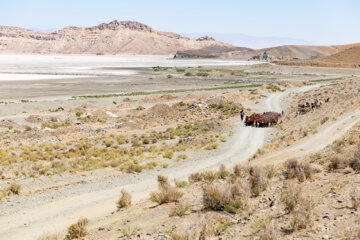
[0,57,360,240]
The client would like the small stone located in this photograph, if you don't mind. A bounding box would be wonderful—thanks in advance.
[98,227,105,231]
[322,234,329,239]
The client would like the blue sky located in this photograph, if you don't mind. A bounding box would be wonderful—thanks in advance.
[1,0,359,46]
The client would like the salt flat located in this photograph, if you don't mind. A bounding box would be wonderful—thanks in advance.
[0,73,90,81]
[0,54,258,75]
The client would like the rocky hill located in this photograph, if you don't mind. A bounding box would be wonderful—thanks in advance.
[0,20,231,55]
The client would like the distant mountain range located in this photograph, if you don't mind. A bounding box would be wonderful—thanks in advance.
[0,20,359,65]
[0,20,230,55]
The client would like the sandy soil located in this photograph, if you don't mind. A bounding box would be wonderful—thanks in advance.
[0,86,297,240]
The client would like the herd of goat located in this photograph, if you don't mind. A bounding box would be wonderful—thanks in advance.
[296,97,330,116]
[245,112,282,127]
[245,97,330,128]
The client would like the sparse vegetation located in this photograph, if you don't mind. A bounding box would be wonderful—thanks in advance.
[170,202,192,217]
[65,218,89,240]
[202,179,250,213]
[71,84,262,99]
[249,166,268,197]
[284,159,313,182]
[117,189,132,209]
[150,175,183,204]
[281,180,302,213]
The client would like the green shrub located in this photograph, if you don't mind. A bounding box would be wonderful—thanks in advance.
[75,112,83,117]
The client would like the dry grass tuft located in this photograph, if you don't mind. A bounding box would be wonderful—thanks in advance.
[117,189,132,209]
[170,202,192,217]
[233,164,246,178]
[285,159,313,182]
[350,187,360,210]
[37,233,63,240]
[203,179,250,213]
[259,220,277,240]
[249,166,268,197]
[8,182,21,195]
[350,150,360,171]
[281,180,302,213]
[150,175,183,204]
[65,218,89,240]
[289,195,314,231]
[170,232,188,240]
[218,164,230,179]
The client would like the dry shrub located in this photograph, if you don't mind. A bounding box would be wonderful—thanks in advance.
[117,189,131,209]
[350,187,360,210]
[174,179,188,188]
[233,164,246,178]
[37,233,62,240]
[327,157,348,171]
[281,180,302,213]
[170,202,192,217]
[202,171,219,182]
[289,195,314,231]
[150,175,183,204]
[8,182,21,195]
[157,175,169,187]
[0,190,6,201]
[171,232,188,240]
[188,171,218,183]
[285,159,313,182]
[249,166,268,197]
[203,179,250,213]
[186,214,231,239]
[218,164,230,179]
[65,218,89,240]
[265,165,276,179]
[188,172,203,183]
[259,221,277,240]
[350,150,360,171]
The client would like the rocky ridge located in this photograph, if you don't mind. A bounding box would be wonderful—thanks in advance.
[0,20,231,55]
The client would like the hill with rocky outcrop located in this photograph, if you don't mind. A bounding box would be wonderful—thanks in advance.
[0,21,232,55]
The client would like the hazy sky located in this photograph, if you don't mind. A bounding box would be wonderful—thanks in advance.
[1,0,359,46]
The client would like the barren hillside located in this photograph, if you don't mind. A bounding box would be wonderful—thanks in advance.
[176,42,360,60]
[275,45,360,68]
[0,21,231,55]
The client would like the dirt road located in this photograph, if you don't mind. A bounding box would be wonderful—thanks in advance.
[251,108,360,166]
[2,84,357,240]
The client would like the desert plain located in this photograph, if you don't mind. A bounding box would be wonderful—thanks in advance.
[0,55,360,240]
